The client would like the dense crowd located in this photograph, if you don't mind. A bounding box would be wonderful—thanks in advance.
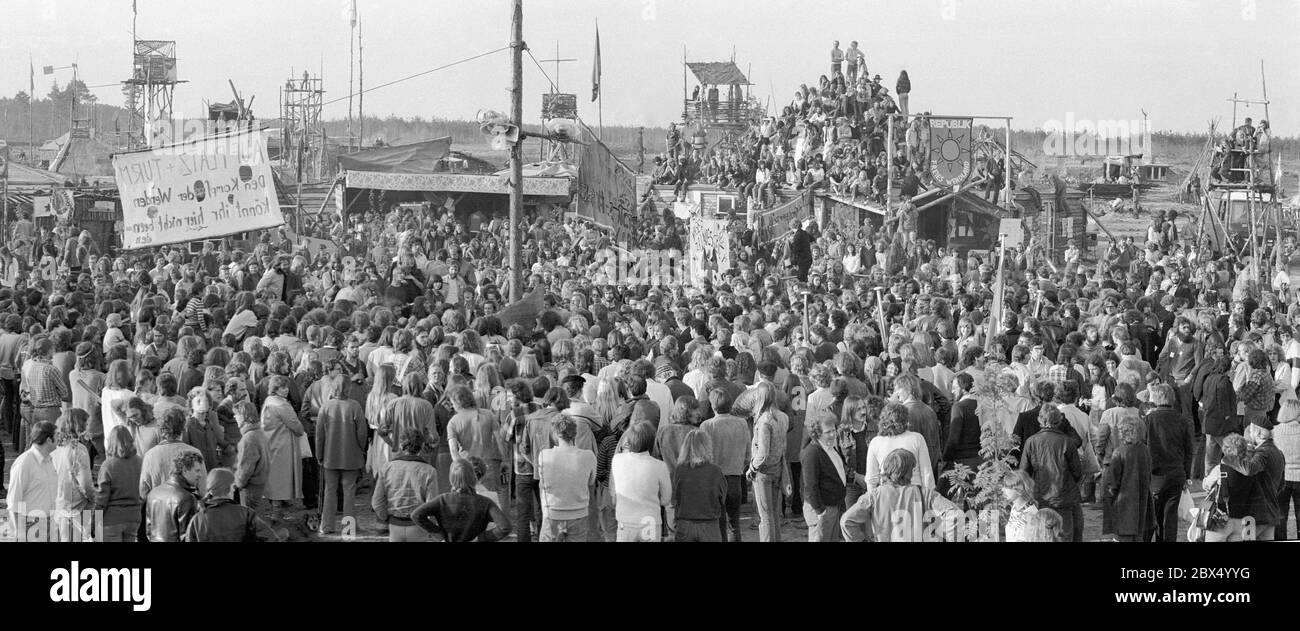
[0,47,1295,545]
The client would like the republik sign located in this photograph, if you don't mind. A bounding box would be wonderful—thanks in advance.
[112,129,285,250]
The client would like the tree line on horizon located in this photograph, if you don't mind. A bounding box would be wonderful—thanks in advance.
[1,89,1292,169]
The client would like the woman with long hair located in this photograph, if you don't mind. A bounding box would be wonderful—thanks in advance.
[100,359,136,440]
[671,429,727,542]
[121,395,161,456]
[94,425,144,542]
[839,395,880,507]
[389,329,427,386]
[458,330,486,376]
[366,364,399,479]
[516,353,542,381]
[412,459,512,542]
[472,363,504,410]
[1002,469,1039,542]
[841,448,960,542]
[862,401,932,492]
[53,409,94,541]
[747,381,788,542]
[71,342,107,461]
[380,371,440,466]
[610,422,671,542]
[654,397,700,481]
[593,376,624,431]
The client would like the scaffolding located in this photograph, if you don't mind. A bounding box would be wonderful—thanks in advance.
[281,72,325,181]
[122,40,184,149]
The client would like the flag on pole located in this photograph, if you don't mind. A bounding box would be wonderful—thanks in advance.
[43,66,54,75]
[349,0,357,27]
[590,23,601,102]
[29,56,35,96]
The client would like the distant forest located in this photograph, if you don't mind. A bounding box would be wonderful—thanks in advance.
[2,84,1292,170]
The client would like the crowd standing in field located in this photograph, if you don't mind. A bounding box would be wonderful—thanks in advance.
[0,44,1293,543]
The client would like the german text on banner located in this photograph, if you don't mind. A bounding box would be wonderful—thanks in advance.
[112,129,285,250]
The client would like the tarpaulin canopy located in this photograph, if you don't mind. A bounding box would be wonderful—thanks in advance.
[336,137,452,174]
[6,162,69,188]
[50,134,117,179]
[687,62,751,86]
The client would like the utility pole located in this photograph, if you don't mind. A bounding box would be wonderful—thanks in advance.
[358,21,365,150]
[508,0,525,302]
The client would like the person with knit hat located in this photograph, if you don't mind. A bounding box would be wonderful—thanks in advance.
[183,468,280,542]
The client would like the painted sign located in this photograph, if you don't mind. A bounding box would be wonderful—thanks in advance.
[928,117,974,187]
[575,121,637,239]
[111,129,284,250]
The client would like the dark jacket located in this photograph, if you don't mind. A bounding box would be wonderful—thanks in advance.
[145,475,200,542]
[1145,406,1195,479]
[1012,406,1082,459]
[1197,370,1240,437]
[181,415,225,471]
[316,398,368,470]
[1101,442,1154,537]
[903,400,942,468]
[1019,427,1082,508]
[790,229,812,266]
[944,398,982,462]
[182,497,280,542]
[1226,439,1287,525]
[800,441,847,513]
[94,455,144,527]
[672,462,728,521]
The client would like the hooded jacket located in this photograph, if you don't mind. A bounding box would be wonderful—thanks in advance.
[183,497,279,542]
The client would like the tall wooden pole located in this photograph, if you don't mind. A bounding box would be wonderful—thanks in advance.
[348,10,355,154]
[359,19,365,150]
[886,114,894,206]
[508,0,524,302]
[1004,118,1012,212]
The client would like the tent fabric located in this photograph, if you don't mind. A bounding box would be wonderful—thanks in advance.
[336,137,452,174]
[687,62,751,86]
[6,162,68,187]
[51,135,117,179]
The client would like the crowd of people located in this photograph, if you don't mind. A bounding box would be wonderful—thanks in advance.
[0,45,1295,544]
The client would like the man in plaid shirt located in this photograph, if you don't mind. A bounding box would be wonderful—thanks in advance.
[21,337,69,436]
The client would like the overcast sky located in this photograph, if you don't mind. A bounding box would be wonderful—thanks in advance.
[2,0,1296,134]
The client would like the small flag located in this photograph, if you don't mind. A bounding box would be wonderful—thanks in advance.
[30,56,35,96]
[350,0,357,28]
[43,65,54,75]
[591,23,601,102]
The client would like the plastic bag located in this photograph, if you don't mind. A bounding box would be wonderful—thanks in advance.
[1177,487,1195,523]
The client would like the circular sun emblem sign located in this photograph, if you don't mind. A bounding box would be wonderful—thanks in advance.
[928,117,974,187]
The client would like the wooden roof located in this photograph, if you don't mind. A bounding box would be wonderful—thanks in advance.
[686,62,751,86]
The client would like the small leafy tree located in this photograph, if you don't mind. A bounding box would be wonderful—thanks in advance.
[941,369,1023,536]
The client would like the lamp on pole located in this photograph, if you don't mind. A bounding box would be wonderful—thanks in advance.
[43,63,79,136]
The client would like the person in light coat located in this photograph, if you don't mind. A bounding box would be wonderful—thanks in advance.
[260,375,304,519]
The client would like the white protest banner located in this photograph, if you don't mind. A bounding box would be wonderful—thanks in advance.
[998,217,1023,248]
[32,196,52,218]
[112,129,284,250]
[688,216,731,287]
